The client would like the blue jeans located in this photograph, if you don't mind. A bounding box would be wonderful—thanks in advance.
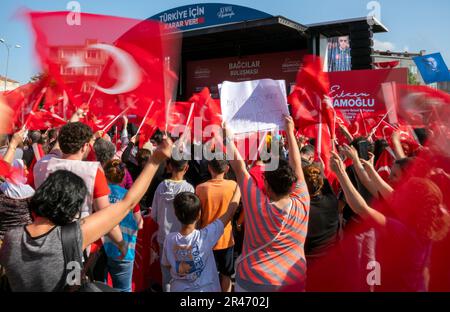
[106,258,134,292]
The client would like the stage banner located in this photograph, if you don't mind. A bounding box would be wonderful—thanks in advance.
[186,50,306,98]
[220,79,289,134]
[328,68,408,122]
[150,3,272,32]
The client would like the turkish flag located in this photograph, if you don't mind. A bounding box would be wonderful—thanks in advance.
[302,123,334,179]
[375,149,395,182]
[348,110,384,138]
[288,55,336,178]
[26,110,67,130]
[132,215,161,291]
[138,109,164,148]
[167,101,194,134]
[28,11,181,124]
[188,88,222,131]
[1,79,48,131]
[82,111,116,133]
[395,84,450,128]
[41,79,71,118]
[288,55,336,139]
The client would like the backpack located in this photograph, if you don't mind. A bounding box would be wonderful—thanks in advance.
[60,222,118,292]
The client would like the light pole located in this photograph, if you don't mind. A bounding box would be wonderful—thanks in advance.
[0,38,21,91]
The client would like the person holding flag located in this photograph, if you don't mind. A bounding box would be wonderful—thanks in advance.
[225,115,310,292]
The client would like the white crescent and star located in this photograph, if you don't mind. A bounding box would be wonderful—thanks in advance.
[88,43,142,95]
[65,44,143,96]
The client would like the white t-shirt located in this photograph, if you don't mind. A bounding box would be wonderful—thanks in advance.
[151,179,195,246]
[161,220,224,292]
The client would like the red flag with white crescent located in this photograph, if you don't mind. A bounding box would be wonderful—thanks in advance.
[28,11,181,123]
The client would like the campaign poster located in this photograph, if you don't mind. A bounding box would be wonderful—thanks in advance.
[327,36,352,72]
[329,68,408,121]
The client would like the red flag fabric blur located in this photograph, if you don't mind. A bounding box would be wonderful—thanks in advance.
[287,85,450,292]
[188,88,222,132]
[0,158,21,183]
[395,84,450,128]
[26,110,66,130]
[81,111,116,133]
[132,216,161,291]
[2,79,48,131]
[288,56,336,178]
[288,55,336,140]
[375,148,395,182]
[167,101,194,135]
[28,11,180,124]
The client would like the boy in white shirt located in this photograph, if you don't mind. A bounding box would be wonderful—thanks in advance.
[161,190,239,292]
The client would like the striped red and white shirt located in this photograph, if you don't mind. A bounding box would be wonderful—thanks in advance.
[236,177,310,287]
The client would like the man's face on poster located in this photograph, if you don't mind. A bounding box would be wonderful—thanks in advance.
[425,57,439,72]
[338,36,350,50]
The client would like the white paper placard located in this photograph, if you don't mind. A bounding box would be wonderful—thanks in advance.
[219,79,289,134]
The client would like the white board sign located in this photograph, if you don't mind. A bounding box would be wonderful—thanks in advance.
[219,79,289,134]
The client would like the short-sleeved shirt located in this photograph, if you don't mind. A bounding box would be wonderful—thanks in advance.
[151,179,195,246]
[0,222,83,292]
[196,179,237,250]
[236,177,310,287]
[103,184,139,261]
[161,220,224,292]
[93,168,110,199]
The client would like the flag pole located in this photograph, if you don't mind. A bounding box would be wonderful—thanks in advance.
[165,98,172,134]
[178,102,197,147]
[136,101,154,135]
[359,109,368,137]
[368,108,393,140]
[23,87,48,130]
[102,106,130,133]
[185,102,195,130]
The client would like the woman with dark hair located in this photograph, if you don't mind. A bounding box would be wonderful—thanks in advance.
[103,159,143,292]
[0,137,173,292]
[303,164,339,260]
[302,164,339,291]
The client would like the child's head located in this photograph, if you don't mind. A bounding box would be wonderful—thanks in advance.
[168,158,189,177]
[173,192,201,225]
[207,158,229,176]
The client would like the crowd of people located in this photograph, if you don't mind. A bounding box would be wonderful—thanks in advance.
[0,105,449,293]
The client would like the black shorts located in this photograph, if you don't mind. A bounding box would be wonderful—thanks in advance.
[213,246,235,277]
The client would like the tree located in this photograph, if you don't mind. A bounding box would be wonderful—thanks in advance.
[408,70,419,85]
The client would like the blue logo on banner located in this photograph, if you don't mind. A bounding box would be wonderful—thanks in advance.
[413,53,450,84]
[149,3,272,32]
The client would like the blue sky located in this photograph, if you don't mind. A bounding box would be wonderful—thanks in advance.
[1,0,449,84]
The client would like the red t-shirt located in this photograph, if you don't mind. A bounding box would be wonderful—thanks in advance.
[93,168,110,199]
